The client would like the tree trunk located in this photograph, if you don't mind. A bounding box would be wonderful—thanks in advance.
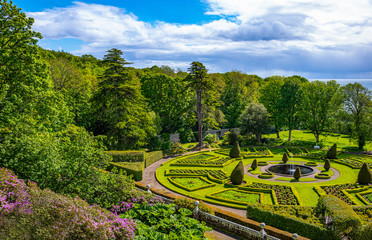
[288,129,292,141]
[256,134,261,143]
[275,124,280,138]
[315,132,320,143]
[197,89,203,148]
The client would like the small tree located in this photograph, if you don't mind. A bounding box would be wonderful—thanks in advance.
[327,143,337,159]
[294,167,302,180]
[251,159,258,170]
[239,103,270,143]
[230,161,244,185]
[324,159,331,171]
[282,153,289,164]
[229,141,240,158]
[358,163,372,185]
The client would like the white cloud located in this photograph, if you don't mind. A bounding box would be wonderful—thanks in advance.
[27,1,372,78]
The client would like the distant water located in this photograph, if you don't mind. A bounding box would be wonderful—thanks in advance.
[311,79,372,90]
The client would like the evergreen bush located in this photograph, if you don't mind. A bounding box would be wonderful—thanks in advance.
[327,143,337,159]
[229,141,241,158]
[251,159,258,170]
[358,163,372,185]
[294,167,302,180]
[324,159,331,171]
[282,152,289,164]
[230,161,244,185]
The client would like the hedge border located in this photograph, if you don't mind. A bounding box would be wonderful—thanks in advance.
[165,170,228,184]
[259,172,274,179]
[108,162,144,181]
[168,176,216,192]
[238,186,279,205]
[315,173,331,179]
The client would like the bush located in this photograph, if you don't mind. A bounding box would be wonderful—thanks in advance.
[179,128,194,143]
[315,195,362,239]
[246,204,332,240]
[258,172,274,179]
[251,159,258,170]
[174,197,215,215]
[229,141,241,158]
[203,134,218,146]
[358,163,372,185]
[0,168,137,240]
[230,161,244,185]
[282,152,289,164]
[108,162,144,181]
[324,159,331,171]
[294,167,302,180]
[327,143,337,159]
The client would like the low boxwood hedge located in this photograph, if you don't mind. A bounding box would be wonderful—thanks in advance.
[306,161,318,166]
[108,162,144,181]
[257,161,268,166]
[168,177,216,191]
[258,172,274,179]
[315,173,331,179]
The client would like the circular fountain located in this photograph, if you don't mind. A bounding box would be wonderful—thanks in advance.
[267,164,315,177]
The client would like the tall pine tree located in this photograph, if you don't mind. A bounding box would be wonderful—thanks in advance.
[92,48,155,149]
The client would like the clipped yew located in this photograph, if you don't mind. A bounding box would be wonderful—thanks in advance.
[230,161,244,185]
[327,143,337,159]
[324,159,331,171]
[282,152,289,164]
[229,141,241,158]
[251,159,258,170]
[294,167,302,180]
[358,163,372,185]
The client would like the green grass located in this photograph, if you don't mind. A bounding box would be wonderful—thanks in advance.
[364,193,372,203]
[263,130,372,151]
[172,177,210,188]
[215,190,260,203]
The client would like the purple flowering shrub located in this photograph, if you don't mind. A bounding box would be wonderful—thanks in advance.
[111,195,165,215]
[0,168,136,240]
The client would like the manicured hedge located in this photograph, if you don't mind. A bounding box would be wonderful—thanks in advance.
[258,172,274,179]
[168,177,216,191]
[315,195,362,239]
[106,150,145,163]
[246,204,332,240]
[238,186,278,205]
[315,173,331,179]
[145,150,163,167]
[206,189,263,205]
[108,162,144,181]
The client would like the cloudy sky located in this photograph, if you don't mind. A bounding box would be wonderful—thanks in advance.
[17,0,372,79]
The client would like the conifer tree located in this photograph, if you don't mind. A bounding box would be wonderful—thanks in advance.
[327,143,337,159]
[282,153,289,164]
[251,159,258,170]
[358,163,372,185]
[294,167,302,180]
[324,159,331,171]
[230,161,244,185]
[229,141,241,158]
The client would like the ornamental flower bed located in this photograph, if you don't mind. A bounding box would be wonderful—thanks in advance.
[173,157,230,165]
[249,182,299,205]
[321,184,361,205]
[168,169,228,180]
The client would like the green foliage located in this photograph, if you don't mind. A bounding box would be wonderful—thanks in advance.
[251,159,258,170]
[229,141,241,158]
[342,83,372,150]
[239,103,270,143]
[141,73,194,134]
[0,0,72,132]
[91,48,155,150]
[358,163,372,185]
[282,152,289,163]
[230,161,244,185]
[300,80,341,142]
[108,162,144,181]
[294,167,302,180]
[324,159,331,171]
[173,198,214,215]
[203,133,218,145]
[106,151,145,163]
[315,195,362,239]
[178,128,195,143]
[246,204,332,240]
[327,143,337,159]
[259,76,285,137]
[121,203,211,240]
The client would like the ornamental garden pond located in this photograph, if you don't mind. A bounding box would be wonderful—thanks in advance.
[152,143,372,239]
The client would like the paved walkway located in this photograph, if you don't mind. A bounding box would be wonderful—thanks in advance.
[140,150,244,240]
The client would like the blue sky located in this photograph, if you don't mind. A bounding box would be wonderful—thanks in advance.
[16,0,372,79]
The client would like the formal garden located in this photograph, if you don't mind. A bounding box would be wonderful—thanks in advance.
[154,141,372,239]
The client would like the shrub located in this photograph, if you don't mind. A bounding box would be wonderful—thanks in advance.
[358,163,372,185]
[327,143,337,159]
[294,167,302,180]
[108,162,144,181]
[179,128,194,143]
[251,159,258,170]
[230,161,244,185]
[258,172,274,179]
[315,195,362,239]
[0,168,137,240]
[229,141,241,158]
[282,152,289,163]
[174,197,215,215]
[203,134,218,146]
[324,159,331,171]
[145,151,163,167]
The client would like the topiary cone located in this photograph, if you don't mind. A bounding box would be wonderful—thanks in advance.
[324,159,331,171]
[294,167,302,180]
[358,163,372,185]
[327,143,337,159]
[229,141,241,158]
[251,159,258,170]
[282,153,289,164]
[230,161,244,185]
